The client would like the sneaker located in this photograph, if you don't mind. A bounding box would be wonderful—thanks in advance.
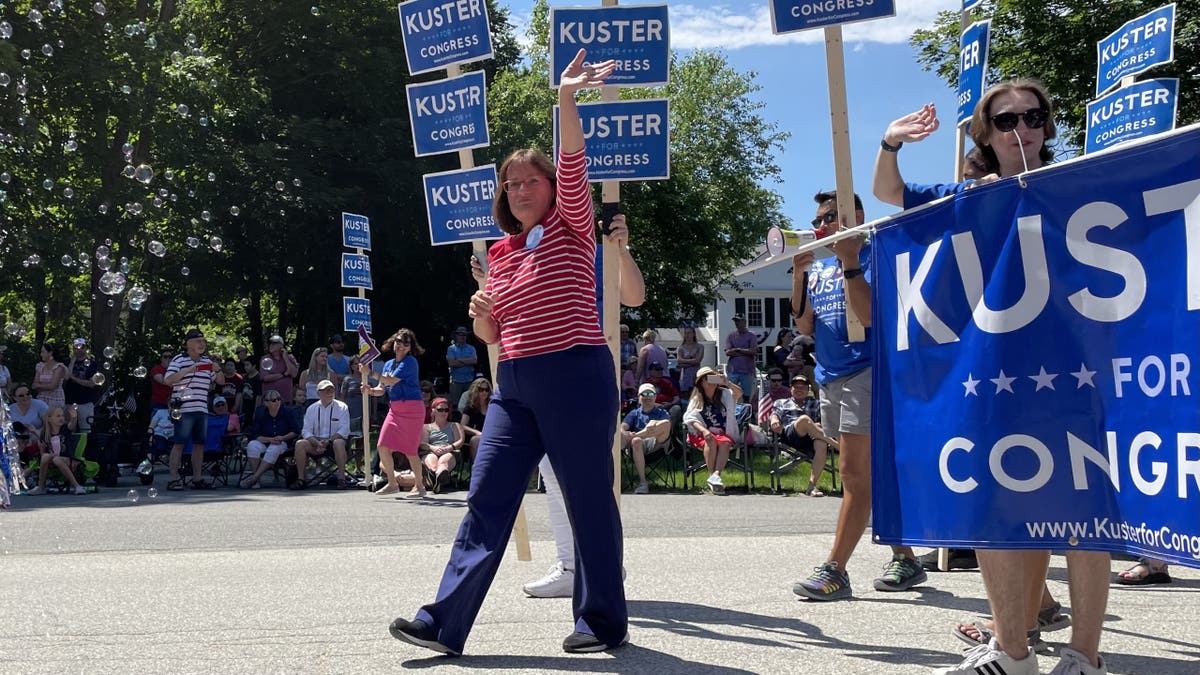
[1038,601,1071,632]
[634,482,649,495]
[375,482,400,496]
[523,561,574,598]
[562,630,629,653]
[873,555,928,591]
[918,548,979,571]
[934,638,1038,675]
[706,473,725,495]
[73,485,87,495]
[1049,647,1107,675]
[25,486,44,496]
[388,617,460,656]
[793,561,852,601]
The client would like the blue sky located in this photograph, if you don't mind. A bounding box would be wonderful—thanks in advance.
[501,0,964,228]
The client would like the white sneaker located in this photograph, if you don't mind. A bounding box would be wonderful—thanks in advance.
[26,486,44,496]
[73,485,87,495]
[1049,647,1107,675]
[934,638,1038,675]
[523,561,574,598]
[634,482,649,494]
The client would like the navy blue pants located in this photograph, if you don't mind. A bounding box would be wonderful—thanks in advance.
[415,345,625,653]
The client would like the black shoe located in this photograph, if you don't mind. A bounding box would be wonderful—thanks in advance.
[388,617,460,656]
[433,470,452,495]
[918,548,978,571]
[562,631,629,653]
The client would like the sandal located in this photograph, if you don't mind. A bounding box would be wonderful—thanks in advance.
[953,621,1045,652]
[1037,601,1071,632]
[166,479,185,491]
[803,484,825,497]
[1115,559,1172,585]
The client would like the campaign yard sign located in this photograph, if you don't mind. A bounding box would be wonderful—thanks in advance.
[1086,78,1178,154]
[342,212,371,250]
[1095,3,1175,97]
[871,125,1200,568]
[423,164,503,246]
[769,0,896,34]
[553,99,670,182]
[406,70,490,157]
[957,20,990,126]
[397,0,494,76]
[343,297,373,333]
[549,5,669,88]
[341,253,373,290]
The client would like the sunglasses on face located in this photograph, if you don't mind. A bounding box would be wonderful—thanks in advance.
[990,108,1048,133]
[639,391,656,398]
[502,176,546,193]
[811,211,838,228]
[434,407,450,413]
[265,397,281,403]
[15,392,30,398]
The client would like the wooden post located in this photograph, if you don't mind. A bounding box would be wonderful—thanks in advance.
[448,63,531,562]
[821,26,864,343]
[600,0,623,506]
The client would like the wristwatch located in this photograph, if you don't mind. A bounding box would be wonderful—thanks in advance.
[880,138,902,153]
[844,267,865,280]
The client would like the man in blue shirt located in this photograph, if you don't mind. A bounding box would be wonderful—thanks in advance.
[621,383,671,495]
[445,327,477,411]
[790,190,926,602]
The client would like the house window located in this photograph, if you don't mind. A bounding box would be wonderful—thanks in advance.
[747,298,763,327]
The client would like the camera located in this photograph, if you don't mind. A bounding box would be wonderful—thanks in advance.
[168,396,183,421]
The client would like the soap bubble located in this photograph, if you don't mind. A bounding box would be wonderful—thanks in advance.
[92,373,106,386]
[147,240,166,257]
[98,204,109,215]
[186,236,199,248]
[198,116,209,127]
[293,178,302,187]
[229,206,240,216]
[41,44,53,57]
[164,169,174,181]
[60,254,73,267]
[171,51,184,65]
[0,22,11,39]
[97,257,112,271]
[175,103,189,117]
[147,487,158,498]
[121,142,134,155]
[14,83,25,95]
[20,49,31,60]
[4,323,21,336]
[127,203,143,216]
[93,2,107,16]
[126,489,138,502]
[42,179,53,190]
[240,297,250,307]
[180,266,190,276]
[169,407,181,421]
[98,271,126,295]
[120,84,131,95]
[133,365,147,377]
[96,245,110,258]
[0,173,9,183]
[286,266,294,274]
[62,187,74,199]
[78,252,90,264]
[0,74,9,87]
[186,33,197,47]
[49,0,64,12]
[127,285,149,305]
[207,172,215,182]
[119,258,130,274]
[201,210,211,221]
[261,357,274,370]
[209,236,223,251]
[134,164,154,184]
[144,35,157,49]
[311,6,321,16]
[103,346,116,358]
[152,197,163,208]
[275,181,285,191]
[122,165,135,179]
[64,139,78,151]
[28,9,43,24]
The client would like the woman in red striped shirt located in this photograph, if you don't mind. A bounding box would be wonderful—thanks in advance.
[389,49,627,657]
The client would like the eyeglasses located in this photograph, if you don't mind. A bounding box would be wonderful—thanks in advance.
[15,392,30,398]
[265,397,282,403]
[811,211,838,228]
[434,407,450,412]
[638,391,656,398]
[990,108,1048,133]
[502,176,546,193]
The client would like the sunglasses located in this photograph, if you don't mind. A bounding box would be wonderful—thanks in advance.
[638,391,656,397]
[810,211,838,228]
[502,176,546,193]
[15,392,30,398]
[265,397,282,403]
[434,407,450,412]
[990,108,1048,133]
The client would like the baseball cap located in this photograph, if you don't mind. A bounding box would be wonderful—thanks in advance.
[212,396,227,406]
[790,374,809,384]
[317,379,335,391]
[732,314,746,322]
[268,335,284,344]
[637,383,657,396]
[184,328,205,341]
[72,337,87,347]
[330,333,344,343]
[453,326,468,335]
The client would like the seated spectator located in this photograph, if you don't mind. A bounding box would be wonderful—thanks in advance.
[622,383,672,494]
[420,380,435,423]
[620,354,638,402]
[212,397,240,435]
[9,384,48,460]
[25,404,86,495]
[643,361,681,419]
[767,374,830,496]
[771,329,793,370]
[291,387,307,409]
[460,377,491,463]
[636,329,668,382]
[292,380,351,489]
[239,390,301,489]
[146,406,175,456]
[420,398,463,494]
[684,366,741,495]
[220,359,244,412]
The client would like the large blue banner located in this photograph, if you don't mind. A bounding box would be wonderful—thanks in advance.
[871,126,1200,568]
[1085,78,1178,154]
[1095,3,1175,96]
[553,99,670,182]
[422,164,503,246]
[957,20,989,127]
[406,70,490,157]
[549,5,669,88]
[769,0,895,34]
[398,0,494,76]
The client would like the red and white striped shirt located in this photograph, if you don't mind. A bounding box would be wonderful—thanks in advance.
[485,148,605,361]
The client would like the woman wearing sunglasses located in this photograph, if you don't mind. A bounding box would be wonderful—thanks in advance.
[872,78,1056,209]
[420,398,462,494]
[388,49,628,658]
[361,328,427,499]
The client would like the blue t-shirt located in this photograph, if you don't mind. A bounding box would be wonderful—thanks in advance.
[446,343,477,383]
[808,247,873,385]
[623,406,670,433]
[903,181,972,210]
[326,352,350,377]
[383,355,422,402]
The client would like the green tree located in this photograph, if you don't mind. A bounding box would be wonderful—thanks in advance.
[911,0,1199,150]
[487,0,790,323]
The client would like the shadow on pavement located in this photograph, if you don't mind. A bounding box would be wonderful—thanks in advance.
[402,645,756,673]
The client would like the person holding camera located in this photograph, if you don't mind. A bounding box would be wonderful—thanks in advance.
[683,366,742,495]
[163,328,224,491]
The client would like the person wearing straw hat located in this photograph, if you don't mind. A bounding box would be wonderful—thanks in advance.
[683,365,741,495]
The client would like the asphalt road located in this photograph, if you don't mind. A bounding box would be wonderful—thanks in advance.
[1,481,1196,674]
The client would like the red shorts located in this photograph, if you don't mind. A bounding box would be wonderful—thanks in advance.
[688,431,733,450]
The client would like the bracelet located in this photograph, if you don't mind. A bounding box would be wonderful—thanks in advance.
[880,138,902,153]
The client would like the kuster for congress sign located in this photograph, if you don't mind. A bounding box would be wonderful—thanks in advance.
[406,70,490,157]
[397,0,494,76]
[423,164,503,246]
[549,5,669,88]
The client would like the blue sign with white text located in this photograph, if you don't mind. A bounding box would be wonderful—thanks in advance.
[343,297,373,333]
[871,125,1200,569]
[957,20,990,126]
[1086,78,1178,154]
[406,70,490,157]
[423,164,503,246]
[398,0,494,76]
[342,212,371,250]
[549,5,669,88]
[1095,3,1175,96]
[769,0,895,34]
[341,253,373,290]
[553,99,670,182]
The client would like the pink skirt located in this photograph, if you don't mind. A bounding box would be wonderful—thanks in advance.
[378,399,425,456]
